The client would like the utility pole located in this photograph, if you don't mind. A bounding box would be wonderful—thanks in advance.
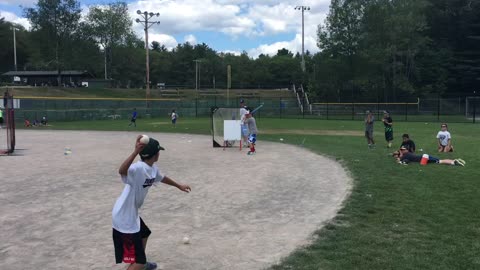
[295,6,310,72]
[194,59,202,91]
[136,10,160,110]
[11,27,17,71]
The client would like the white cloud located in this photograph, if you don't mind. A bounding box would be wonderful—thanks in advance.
[148,33,178,50]
[248,33,319,58]
[0,10,31,30]
[184,34,196,44]
[220,50,241,56]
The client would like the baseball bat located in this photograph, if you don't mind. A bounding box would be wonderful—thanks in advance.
[250,103,264,115]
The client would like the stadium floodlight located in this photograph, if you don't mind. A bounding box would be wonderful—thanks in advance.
[294,5,310,72]
[135,10,161,111]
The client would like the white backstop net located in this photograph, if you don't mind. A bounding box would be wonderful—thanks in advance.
[212,108,241,147]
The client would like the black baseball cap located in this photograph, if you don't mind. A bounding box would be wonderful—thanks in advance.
[240,99,245,103]
[140,138,165,159]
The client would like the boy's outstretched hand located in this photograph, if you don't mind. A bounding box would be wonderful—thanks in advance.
[178,184,191,193]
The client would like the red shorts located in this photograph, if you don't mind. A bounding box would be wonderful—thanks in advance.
[112,218,151,264]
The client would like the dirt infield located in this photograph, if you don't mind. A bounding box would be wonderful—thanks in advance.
[0,130,351,270]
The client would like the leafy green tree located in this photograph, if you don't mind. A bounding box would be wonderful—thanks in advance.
[24,0,81,85]
[84,2,134,79]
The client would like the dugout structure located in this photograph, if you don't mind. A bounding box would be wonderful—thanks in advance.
[1,91,16,154]
[211,107,242,149]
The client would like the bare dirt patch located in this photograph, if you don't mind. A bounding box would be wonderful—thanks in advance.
[0,130,351,270]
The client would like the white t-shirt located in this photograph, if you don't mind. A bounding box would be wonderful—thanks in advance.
[112,161,165,233]
[436,130,451,146]
[240,107,248,124]
[171,112,177,120]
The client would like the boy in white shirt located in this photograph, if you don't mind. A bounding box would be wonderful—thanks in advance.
[239,99,249,145]
[171,109,178,127]
[436,123,454,152]
[112,135,191,270]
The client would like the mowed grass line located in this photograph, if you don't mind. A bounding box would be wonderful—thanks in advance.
[32,118,480,269]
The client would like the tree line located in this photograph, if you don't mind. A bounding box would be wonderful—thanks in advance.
[0,0,479,102]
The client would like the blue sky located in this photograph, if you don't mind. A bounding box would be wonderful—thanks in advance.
[0,0,330,57]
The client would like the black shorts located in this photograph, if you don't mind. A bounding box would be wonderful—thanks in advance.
[0,117,3,124]
[113,217,152,264]
[385,130,393,141]
[131,118,136,122]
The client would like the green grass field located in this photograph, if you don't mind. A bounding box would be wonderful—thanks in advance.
[30,118,480,269]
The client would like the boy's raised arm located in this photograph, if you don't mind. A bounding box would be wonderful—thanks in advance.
[119,135,145,176]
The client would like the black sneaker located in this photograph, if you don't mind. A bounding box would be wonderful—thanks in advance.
[146,262,157,270]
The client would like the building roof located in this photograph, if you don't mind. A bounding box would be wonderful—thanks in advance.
[2,70,89,77]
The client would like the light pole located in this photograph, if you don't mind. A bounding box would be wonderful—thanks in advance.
[295,5,310,72]
[136,10,160,109]
[193,59,202,91]
[11,27,18,71]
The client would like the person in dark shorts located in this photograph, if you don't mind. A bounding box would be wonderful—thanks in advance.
[396,146,465,166]
[382,110,394,148]
[112,135,191,270]
[128,108,138,127]
[364,110,375,148]
[399,134,415,153]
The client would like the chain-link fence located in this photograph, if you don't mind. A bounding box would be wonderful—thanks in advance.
[309,97,479,123]
[13,96,302,122]
[10,96,480,124]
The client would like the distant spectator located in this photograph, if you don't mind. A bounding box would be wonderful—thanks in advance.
[437,123,453,152]
[382,110,394,148]
[364,110,375,148]
[24,119,31,127]
[240,99,249,145]
[41,116,48,126]
[171,109,178,127]
[400,134,416,153]
[0,108,3,129]
[128,108,137,127]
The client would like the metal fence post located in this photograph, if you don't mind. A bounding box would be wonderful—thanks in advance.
[302,95,305,119]
[326,102,329,120]
[473,96,477,124]
[352,102,355,120]
[279,98,282,119]
[195,98,198,118]
[405,102,408,121]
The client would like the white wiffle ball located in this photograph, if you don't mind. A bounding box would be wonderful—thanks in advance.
[140,135,149,144]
